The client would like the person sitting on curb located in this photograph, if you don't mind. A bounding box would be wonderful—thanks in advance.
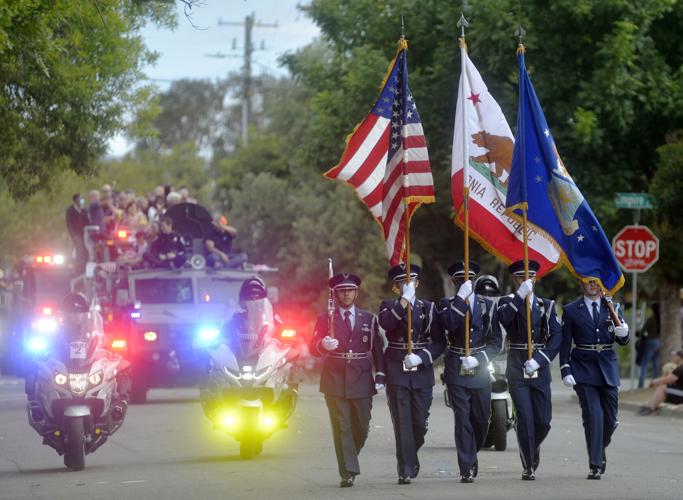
[639,349,683,415]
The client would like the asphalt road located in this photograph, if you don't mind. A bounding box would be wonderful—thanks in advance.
[0,374,680,500]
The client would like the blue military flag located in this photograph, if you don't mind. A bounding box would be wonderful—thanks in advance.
[505,50,625,294]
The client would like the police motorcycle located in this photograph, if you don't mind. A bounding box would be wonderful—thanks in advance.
[475,276,515,451]
[196,278,299,459]
[26,293,131,470]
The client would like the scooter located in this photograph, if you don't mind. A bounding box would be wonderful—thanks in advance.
[484,353,515,451]
[196,309,298,459]
[26,329,130,470]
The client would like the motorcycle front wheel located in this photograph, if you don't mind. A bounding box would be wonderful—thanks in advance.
[490,399,508,451]
[63,417,86,471]
[239,438,263,460]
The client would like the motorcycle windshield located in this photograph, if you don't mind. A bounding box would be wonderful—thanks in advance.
[229,299,275,361]
[60,312,104,370]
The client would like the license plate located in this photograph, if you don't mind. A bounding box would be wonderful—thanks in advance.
[70,341,87,359]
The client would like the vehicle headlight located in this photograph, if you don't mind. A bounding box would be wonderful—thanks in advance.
[88,371,103,386]
[54,373,68,385]
[33,318,58,333]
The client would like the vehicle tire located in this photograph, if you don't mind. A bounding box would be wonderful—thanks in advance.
[491,399,508,451]
[64,417,86,471]
[239,439,263,460]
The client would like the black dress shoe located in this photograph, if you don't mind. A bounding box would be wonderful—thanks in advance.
[601,451,606,474]
[398,477,412,485]
[471,459,478,478]
[460,473,474,484]
[522,468,535,481]
[340,476,355,488]
[586,467,601,480]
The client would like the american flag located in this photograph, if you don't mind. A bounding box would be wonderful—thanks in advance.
[325,42,435,265]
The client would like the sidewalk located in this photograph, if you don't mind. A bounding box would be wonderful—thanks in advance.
[618,386,683,419]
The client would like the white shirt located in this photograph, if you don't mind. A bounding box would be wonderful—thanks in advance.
[583,296,601,319]
[338,305,356,330]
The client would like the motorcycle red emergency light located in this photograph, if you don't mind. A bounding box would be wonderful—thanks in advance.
[281,328,297,340]
[36,256,44,263]
[111,339,127,350]
[41,307,53,316]
[117,230,127,239]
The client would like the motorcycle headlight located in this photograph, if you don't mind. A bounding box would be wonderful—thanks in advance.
[88,371,103,386]
[54,373,68,385]
[196,326,221,348]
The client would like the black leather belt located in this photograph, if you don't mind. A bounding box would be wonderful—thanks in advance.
[509,343,545,350]
[575,343,613,352]
[328,352,370,359]
[448,345,485,355]
[387,341,427,350]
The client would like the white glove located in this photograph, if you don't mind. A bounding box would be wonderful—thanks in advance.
[524,358,541,374]
[563,374,577,387]
[401,282,416,305]
[403,353,423,368]
[614,322,629,338]
[375,383,385,391]
[457,280,473,301]
[321,336,339,351]
[460,355,480,370]
[517,278,534,300]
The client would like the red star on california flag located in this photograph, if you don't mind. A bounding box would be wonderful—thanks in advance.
[467,92,481,105]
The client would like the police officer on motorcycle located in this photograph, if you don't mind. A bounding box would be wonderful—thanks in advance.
[497,260,562,480]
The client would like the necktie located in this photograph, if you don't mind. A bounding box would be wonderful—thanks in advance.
[344,311,353,333]
[592,302,599,328]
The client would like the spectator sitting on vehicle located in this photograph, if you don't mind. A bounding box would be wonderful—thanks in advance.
[123,201,147,234]
[166,191,182,209]
[205,215,247,270]
[143,216,186,269]
[639,349,683,415]
[147,195,165,225]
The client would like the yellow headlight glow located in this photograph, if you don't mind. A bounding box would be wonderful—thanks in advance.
[54,373,68,385]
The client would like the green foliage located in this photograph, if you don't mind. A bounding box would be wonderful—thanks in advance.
[0,0,175,198]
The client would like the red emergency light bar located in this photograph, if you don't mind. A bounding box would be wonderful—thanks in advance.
[27,255,65,266]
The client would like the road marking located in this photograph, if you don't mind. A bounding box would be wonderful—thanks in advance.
[121,480,146,484]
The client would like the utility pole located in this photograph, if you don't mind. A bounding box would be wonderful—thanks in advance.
[218,12,277,145]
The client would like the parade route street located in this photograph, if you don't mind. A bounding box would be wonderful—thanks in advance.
[0,375,680,500]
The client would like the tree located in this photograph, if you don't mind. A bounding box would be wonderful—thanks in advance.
[0,0,176,198]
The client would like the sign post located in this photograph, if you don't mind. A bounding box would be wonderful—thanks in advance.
[612,195,658,389]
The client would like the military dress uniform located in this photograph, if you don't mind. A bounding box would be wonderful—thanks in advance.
[310,273,385,487]
[560,291,629,479]
[437,261,502,482]
[497,260,562,480]
[378,264,446,484]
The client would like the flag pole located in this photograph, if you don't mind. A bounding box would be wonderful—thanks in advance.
[457,14,472,362]
[399,22,413,357]
[515,26,534,365]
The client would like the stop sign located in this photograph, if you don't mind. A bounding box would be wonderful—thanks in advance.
[612,225,659,272]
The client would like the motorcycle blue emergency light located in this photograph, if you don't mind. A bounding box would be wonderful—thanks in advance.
[26,336,49,354]
[196,327,220,347]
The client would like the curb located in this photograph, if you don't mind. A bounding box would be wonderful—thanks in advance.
[569,393,683,420]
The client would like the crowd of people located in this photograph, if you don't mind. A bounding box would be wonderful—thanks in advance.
[65,184,245,273]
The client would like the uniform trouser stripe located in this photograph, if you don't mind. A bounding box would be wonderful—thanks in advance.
[447,384,491,475]
[510,383,552,470]
[386,385,433,478]
[573,384,619,468]
[324,395,373,477]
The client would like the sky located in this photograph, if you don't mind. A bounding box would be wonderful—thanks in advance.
[108,0,320,156]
